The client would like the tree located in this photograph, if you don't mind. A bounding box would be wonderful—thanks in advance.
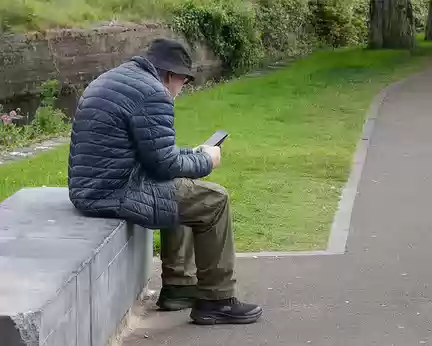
[369,0,416,49]
[425,0,432,40]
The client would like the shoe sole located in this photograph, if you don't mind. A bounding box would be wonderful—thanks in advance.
[190,308,263,325]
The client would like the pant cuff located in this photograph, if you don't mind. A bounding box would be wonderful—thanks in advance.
[162,277,198,286]
[196,288,236,300]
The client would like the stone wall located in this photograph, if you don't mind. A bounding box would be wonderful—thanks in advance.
[0,23,222,101]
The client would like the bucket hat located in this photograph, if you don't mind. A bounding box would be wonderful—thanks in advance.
[146,38,195,82]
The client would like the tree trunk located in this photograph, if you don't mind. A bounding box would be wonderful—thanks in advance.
[369,0,415,49]
[425,0,432,40]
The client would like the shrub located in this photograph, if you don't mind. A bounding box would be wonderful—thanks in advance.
[32,80,68,134]
[32,106,68,135]
[171,0,374,72]
[172,0,263,73]
[412,0,429,32]
[308,0,369,48]
[39,79,61,107]
[255,0,313,60]
[351,0,369,45]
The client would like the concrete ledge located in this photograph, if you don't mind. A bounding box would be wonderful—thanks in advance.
[0,187,153,346]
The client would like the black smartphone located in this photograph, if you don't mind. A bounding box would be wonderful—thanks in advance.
[204,131,229,147]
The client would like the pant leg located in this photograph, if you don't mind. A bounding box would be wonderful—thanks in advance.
[175,178,237,300]
[160,225,197,286]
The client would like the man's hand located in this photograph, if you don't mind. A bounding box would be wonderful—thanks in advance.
[202,146,221,169]
[193,145,211,153]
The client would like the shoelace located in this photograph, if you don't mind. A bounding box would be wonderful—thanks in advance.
[225,297,241,305]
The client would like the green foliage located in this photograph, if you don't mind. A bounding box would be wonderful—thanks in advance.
[412,0,430,32]
[31,79,68,135]
[172,0,373,71]
[0,0,36,33]
[255,0,313,60]
[38,79,61,107]
[351,0,369,44]
[32,80,68,135]
[308,0,369,48]
[0,80,70,151]
[0,122,30,148]
[172,1,263,72]
[32,106,68,135]
[0,106,33,148]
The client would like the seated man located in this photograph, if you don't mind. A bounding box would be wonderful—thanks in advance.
[68,38,262,325]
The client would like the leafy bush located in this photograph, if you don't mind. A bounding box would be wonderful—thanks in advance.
[172,0,374,72]
[172,0,263,73]
[255,0,313,60]
[308,0,369,48]
[32,80,68,134]
[412,0,429,32]
[32,106,68,135]
[38,79,61,107]
[351,0,369,45]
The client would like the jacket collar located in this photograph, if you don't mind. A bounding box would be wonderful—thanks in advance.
[130,56,161,82]
[130,56,174,100]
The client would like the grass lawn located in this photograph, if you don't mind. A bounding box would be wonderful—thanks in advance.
[1,44,432,252]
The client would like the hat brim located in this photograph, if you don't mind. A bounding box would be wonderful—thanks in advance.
[152,60,195,83]
[171,66,195,83]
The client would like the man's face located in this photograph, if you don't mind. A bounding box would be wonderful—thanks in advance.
[164,74,188,99]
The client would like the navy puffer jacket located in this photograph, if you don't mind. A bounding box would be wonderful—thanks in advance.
[68,56,213,228]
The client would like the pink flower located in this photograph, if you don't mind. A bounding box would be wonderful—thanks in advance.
[0,115,13,125]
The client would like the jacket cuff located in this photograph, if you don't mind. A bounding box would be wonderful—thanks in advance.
[180,148,194,155]
[200,152,214,177]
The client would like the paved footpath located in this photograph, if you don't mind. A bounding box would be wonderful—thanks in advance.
[121,70,432,346]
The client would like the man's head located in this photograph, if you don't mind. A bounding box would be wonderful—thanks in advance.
[155,68,189,99]
[146,39,195,99]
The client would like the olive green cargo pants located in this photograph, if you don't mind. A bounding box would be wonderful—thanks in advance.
[160,178,236,300]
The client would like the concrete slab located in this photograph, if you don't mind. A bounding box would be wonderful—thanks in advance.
[0,188,153,346]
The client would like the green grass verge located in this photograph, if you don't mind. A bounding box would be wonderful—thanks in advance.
[0,145,69,200]
[1,45,432,252]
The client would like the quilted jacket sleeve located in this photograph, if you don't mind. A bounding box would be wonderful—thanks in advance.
[180,148,194,155]
[130,90,213,180]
